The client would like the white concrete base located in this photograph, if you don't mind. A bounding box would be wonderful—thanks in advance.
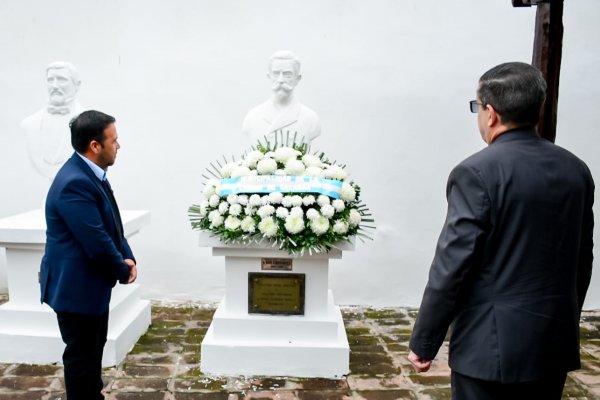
[0,209,152,367]
[201,291,349,378]
[198,233,353,378]
[0,284,151,367]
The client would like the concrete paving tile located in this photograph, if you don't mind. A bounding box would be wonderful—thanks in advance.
[125,354,179,365]
[0,392,52,400]
[355,389,417,400]
[296,390,352,400]
[418,387,452,400]
[173,392,230,400]
[9,365,62,377]
[0,376,55,390]
[112,392,169,400]
[291,378,348,391]
[122,365,174,378]
[174,377,228,391]
[238,390,299,399]
[111,377,170,391]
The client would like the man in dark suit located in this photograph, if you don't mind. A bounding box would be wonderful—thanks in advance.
[408,62,594,399]
[40,110,137,400]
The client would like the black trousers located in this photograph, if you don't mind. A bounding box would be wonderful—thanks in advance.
[451,370,567,400]
[56,311,109,400]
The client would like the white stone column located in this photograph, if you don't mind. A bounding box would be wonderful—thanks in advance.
[199,233,353,378]
[0,209,152,367]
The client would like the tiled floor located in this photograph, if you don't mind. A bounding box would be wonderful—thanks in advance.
[0,295,599,399]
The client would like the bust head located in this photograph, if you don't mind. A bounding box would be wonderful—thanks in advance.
[46,61,81,106]
[267,51,302,101]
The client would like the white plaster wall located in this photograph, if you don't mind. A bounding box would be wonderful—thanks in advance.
[0,0,598,308]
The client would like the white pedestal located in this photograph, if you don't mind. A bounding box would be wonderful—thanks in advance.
[0,209,152,367]
[198,234,353,378]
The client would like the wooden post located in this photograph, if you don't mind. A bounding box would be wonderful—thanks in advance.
[531,1,564,143]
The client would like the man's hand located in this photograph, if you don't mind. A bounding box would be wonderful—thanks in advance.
[408,350,432,372]
[124,258,137,284]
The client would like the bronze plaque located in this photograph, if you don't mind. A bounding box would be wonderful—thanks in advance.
[248,272,305,315]
[261,257,293,271]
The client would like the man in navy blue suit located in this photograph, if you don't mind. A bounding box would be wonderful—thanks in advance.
[40,110,137,400]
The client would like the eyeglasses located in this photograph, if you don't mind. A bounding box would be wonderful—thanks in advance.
[469,100,484,113]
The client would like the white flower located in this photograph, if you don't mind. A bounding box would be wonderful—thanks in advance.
[274,169,286,176]
[302,154,322,167]
[243,150,264,168]
[257,205,275,218]
[310,216,330,235]
[229,203,242,216]
[199,201,209,217]
[332,199,345,212]
[340,182,357,202]
[290,206,304,218]
[306,208,320,221]
[202,184,215,199]
[302,195,316,206]
[227,194,239,204]
[275,207,289,219]
[260,195,270,205]
[208,210,220,223]
[285,159,306,176]
[257,158,277,175]
[245,206,256,216]
[210,214,224,228]
[304,166,325,178]
[224,216,241,230]
[349,209,362,226]
[285,215,305,234]
[209,194,220,207]
[241,216,256,233]
[274,147,301,163]
[282,196,294,207]
[333,220,349,234]
[218,202,229,215]
[237,195,249,206]
[214,185,221,196]
[258,217,278,237]
[231,166,252,178]
[317,195,330,207]
[249,194,262,207]
[269,192,284,204]
[324,165,348,181]
[220,162,238,178]
[291,195,303,207]
[321,204,335,219]
[250,169,258,176]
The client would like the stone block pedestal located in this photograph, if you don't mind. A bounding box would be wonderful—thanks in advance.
[199,234,353,378]
[0,209,152,367]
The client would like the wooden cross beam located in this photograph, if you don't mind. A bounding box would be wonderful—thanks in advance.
[513,0,563,143]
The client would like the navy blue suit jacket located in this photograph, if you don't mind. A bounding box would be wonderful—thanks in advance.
[410,129,594,383]
[40,153,133,315]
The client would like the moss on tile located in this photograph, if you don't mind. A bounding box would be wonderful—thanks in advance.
[420,387,452,399]
[408,374,451,386]
[357,389,417,400]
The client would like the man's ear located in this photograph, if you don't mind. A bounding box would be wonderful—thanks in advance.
[89,140,101,155]
[296,74,302,83]
[487,105,500,127]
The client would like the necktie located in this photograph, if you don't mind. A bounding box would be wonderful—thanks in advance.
[102,179,124,240]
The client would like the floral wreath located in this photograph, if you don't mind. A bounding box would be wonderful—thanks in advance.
[189,132,374,255]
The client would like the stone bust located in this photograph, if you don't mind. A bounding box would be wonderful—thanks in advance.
[20,61,86,181]
[242,50,321,145]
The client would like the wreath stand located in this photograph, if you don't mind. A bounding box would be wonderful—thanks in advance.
[199,233,353,378]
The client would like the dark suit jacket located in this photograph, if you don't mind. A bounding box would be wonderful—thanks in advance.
[410,129,594,383]
[40,153,133,315]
